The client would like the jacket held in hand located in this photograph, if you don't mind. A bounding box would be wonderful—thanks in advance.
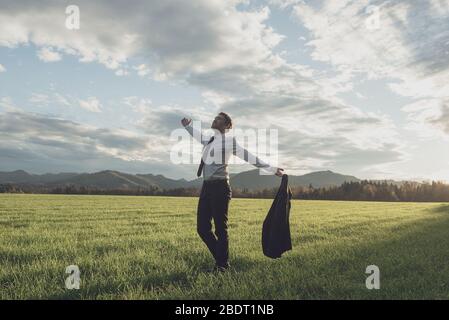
[262,174,293,258]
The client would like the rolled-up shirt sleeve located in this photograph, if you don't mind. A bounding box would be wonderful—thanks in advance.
[232,137,277,175]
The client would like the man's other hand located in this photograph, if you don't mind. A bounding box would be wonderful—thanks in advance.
[275,168,284,177]
[181,117,192,127]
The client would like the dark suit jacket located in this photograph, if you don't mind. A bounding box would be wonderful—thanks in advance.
[262,174,292,258]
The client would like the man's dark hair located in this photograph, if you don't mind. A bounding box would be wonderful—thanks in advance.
[219,112,233,129]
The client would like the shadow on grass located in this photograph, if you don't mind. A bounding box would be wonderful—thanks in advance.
[47,290,82,300]
[0,250,42,264]
[282,203,449,299]
[429,204,449,214]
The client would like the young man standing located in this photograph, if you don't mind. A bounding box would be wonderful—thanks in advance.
[181,113,284,272]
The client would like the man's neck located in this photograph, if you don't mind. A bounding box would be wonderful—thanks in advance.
[213,129,226,136]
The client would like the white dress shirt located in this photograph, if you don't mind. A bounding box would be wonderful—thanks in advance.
[185,122,277,181]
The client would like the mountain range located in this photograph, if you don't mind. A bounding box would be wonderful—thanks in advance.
[0,169,371,191]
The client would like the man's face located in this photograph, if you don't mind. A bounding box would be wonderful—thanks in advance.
[211,114,227,131]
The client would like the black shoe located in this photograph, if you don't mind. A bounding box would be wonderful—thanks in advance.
[213,263,230,273]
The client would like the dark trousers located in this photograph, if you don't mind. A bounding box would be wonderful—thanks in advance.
[197,179,232,267]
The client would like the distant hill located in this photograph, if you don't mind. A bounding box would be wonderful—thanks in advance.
[0,169,363,191]
[0,170,79,184]
[230,169,360,189]
[0,170,198,191]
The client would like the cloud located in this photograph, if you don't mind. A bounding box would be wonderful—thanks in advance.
[0,0,136,69]
[402,98,449,139]
[0,1,284,74]
[187,55,404,174]
[290,0,449,100]
[28,92,71,108]
[0,63,5,72]
[115,68,129,76]
[135,103,212,135]
[0,0,411,177]
[0,97,21,112]
[53,93,71,106]
[37,46,62,62]
[134,64,150,77]
[79,97,102,113]
[285,0,449,142]
[29,93,50,105]
[432,102,449,135]
[122,96,152,114]
[0,111,154,161]
[0,111,194,177]
[122,97,214,136]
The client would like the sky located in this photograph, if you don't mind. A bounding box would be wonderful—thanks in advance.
[0,0,448,181]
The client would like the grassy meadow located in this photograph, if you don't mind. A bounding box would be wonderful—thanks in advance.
[1,194,449,299]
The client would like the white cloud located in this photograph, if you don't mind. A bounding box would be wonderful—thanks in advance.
[268,0,303,10]
[0,0,136,69]
[53,93,70,106]
[115,68,129,76]
[0,0,414,177]
[29,93,50,105]
[37,47,62,62]
[79,97,102,113]
[291,0,449,100]
[0,0,283,75]
[123,96,152,114]
[402,99,449,139]
[29,92,71,107]
[0,111,175,173]
[287,0,449,144]
[134,64,150,77]
[0,63,5,72]
[0,97,21,112]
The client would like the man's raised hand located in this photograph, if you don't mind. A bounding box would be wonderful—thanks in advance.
[181,117,192,127]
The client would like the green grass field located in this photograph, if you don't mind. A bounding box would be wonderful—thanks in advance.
[1,194,449,299]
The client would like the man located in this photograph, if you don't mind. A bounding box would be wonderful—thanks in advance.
[181,112,284,272]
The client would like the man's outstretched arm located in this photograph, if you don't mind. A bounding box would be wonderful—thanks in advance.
[181,117,211,146]
[232,138,284,177]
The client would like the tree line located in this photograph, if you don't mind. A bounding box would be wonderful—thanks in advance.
[1,180,449,202]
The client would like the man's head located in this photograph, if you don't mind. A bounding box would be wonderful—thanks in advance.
[211,112,232,132]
